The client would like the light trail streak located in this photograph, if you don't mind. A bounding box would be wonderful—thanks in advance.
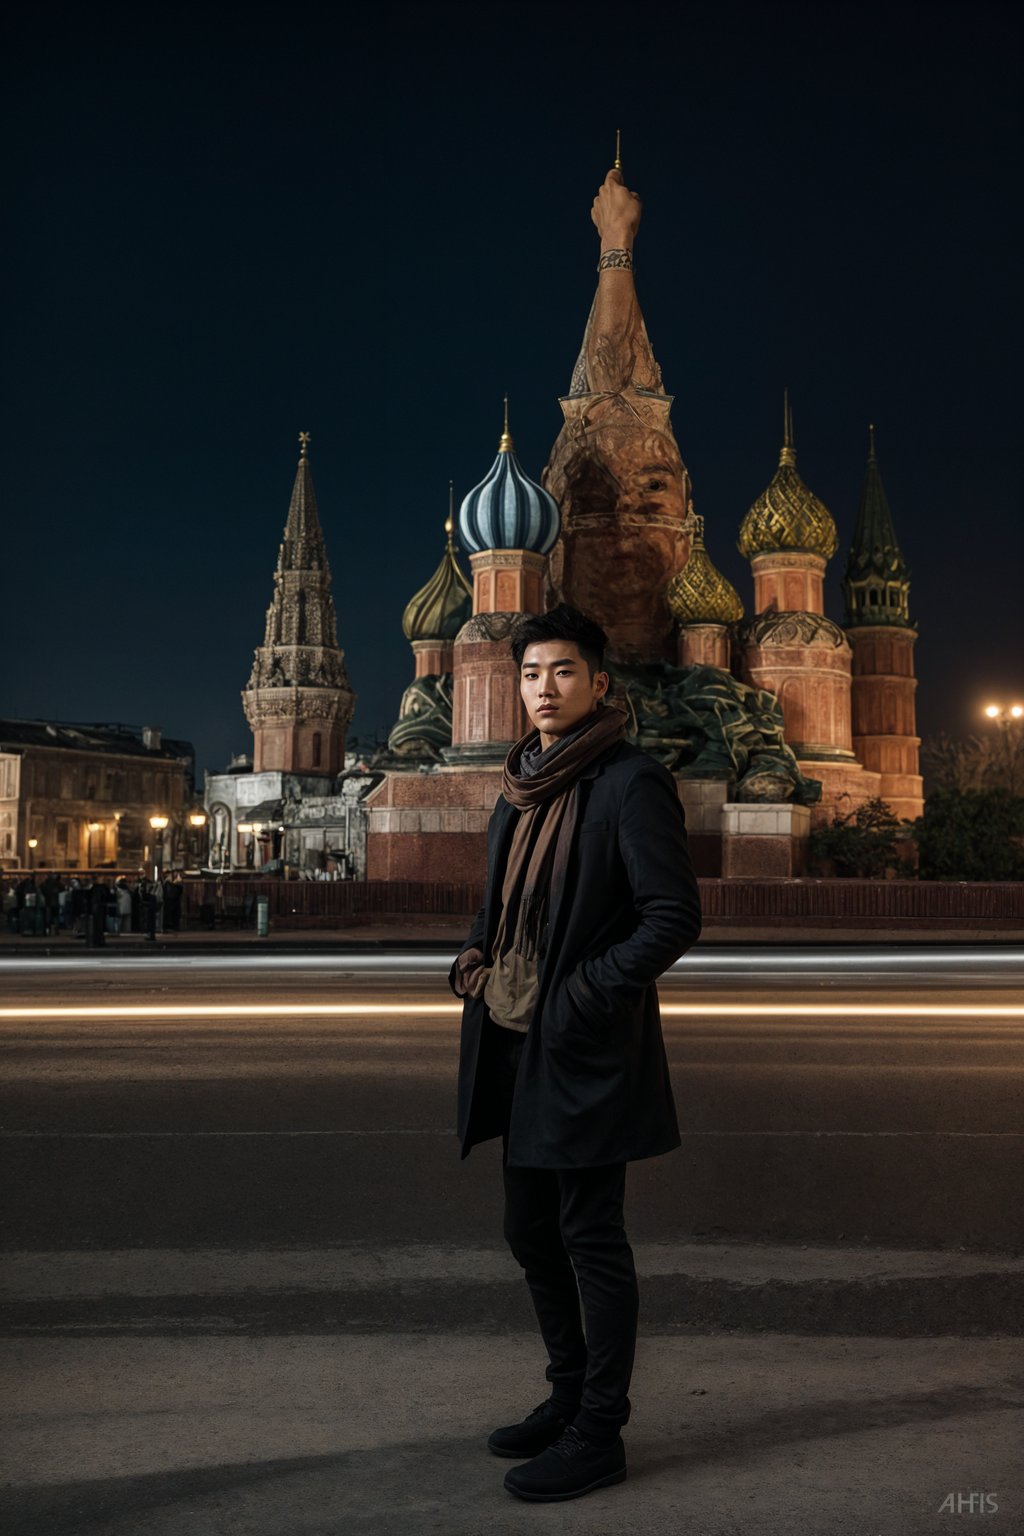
[1,1003,1022,1021]
[1,947,1022,976]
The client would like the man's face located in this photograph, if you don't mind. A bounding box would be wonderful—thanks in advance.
[520,640,609,747]
[604,428,689,524]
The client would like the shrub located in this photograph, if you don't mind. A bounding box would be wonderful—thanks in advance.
[807,797,903,878]
[911,789,1024,881]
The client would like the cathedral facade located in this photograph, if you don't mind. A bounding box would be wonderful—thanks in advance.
[207,168,922,882]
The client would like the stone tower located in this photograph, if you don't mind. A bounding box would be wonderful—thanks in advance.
[243,433,355,775]
[738,394,878,819]
[542,165,694,664]
[842,426,923,820]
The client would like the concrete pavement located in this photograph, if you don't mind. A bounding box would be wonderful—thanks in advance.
[2,950,1022,1533]
[2,1327,1021,1535]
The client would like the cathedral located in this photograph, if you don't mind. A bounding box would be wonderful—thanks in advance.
[205,171,922,882]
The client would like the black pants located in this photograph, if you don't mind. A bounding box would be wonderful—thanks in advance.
[490,1017,639,1442]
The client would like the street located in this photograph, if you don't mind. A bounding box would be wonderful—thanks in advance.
[1,946,1022,1535]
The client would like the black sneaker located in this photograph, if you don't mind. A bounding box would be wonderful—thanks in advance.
[487,1399,580,1459]
[503,1423,626,1501]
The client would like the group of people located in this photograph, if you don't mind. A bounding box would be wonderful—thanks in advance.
[2,872,186,937]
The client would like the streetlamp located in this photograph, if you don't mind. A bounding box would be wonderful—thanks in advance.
[981,703,1024,795]
[188,811,207,871]
[149,815,169,880]
[27,837,38,869]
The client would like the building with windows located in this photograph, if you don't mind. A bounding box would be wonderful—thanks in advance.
[0,720,194,872]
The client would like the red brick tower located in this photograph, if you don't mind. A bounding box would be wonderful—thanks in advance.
[364,406,560,880]
[842,427,923,820]
[445,399,561,763]
[738,394,879,820]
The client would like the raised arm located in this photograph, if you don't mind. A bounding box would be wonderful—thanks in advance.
[579,169,663,396]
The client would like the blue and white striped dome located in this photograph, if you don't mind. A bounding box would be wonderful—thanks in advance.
[458,405,561,556]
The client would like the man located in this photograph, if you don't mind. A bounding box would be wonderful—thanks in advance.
[450,602,702,1503]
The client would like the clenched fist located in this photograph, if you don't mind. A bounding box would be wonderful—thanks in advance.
[591,168,642,250]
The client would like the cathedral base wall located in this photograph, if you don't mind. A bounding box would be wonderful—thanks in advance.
[364,766,501,882]
[797,759,883,827]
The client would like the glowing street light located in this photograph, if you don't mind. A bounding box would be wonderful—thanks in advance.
[149,815,169,881]
[981,702,1024,795]
[27,836,38,869]
[186,810,208,871]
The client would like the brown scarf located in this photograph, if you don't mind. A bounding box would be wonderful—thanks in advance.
[470,696,631,1030]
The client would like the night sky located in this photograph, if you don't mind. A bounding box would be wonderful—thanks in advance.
[5,0,1022,778]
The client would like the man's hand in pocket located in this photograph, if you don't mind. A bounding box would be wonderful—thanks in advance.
[454,946,485,996]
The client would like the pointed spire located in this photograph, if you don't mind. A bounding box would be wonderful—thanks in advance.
[245,434,353,715]
[843,424,911,627]
[444,480,455,548]
[498,394,515,454]
[780,388,797,467]
[278,430,328,573]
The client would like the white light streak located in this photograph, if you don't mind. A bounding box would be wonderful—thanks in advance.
[1,946,1022,976]
[1,1002,1022,1021]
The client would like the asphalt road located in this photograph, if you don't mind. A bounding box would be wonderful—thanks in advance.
[2,946,1022,1255]
[1,947,1022,1535]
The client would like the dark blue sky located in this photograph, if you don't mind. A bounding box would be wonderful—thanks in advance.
[4,0,1022,777]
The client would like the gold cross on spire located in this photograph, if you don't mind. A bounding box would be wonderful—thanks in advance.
[614,128,622,172]
[298,430,312,457]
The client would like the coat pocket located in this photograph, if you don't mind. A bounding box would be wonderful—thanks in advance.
[562,968,607,1042]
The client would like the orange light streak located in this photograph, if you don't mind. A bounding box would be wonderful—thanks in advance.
[0,1003,1021,1021]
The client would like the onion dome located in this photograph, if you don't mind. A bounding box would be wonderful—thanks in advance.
[738,391,838,561]
[458,397,560,555]
[402,484,473,642]
[667,513,744,625]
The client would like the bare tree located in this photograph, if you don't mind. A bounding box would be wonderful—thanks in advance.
[921,723,1024,796]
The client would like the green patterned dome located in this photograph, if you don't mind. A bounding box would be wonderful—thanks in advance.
[402,492,473,642]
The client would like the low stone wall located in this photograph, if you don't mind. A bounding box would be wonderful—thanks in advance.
[180,878,1024,930]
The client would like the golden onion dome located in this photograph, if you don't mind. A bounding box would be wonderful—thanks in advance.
[402,488,473,642]
[667,513,744,625]
[738,392,838,562]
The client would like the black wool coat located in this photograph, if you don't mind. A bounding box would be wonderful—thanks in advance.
[448,740,702,1168]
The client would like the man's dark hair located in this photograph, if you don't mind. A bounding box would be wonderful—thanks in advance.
[510,604,609,681]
